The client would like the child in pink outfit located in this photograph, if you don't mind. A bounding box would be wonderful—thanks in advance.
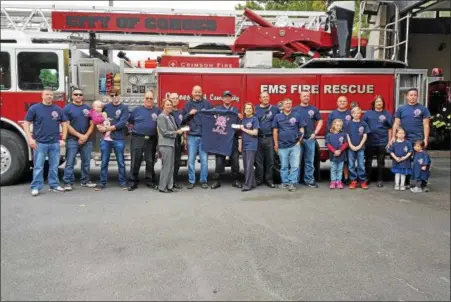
[89,100,113,141]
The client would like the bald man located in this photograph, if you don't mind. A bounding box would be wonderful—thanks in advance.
[182,85,213,189]
[169,92,184,189]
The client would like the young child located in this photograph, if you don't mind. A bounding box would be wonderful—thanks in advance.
[326,119,348,189]
[388,128,413,190]
[89,100,112,141]
[410,140,431,193]
[346,106,370,189]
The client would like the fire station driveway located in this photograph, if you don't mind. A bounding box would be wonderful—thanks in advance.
[1,160,450,301]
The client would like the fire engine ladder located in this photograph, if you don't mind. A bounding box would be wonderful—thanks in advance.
[1,3,325,52]
[355,0,411,64]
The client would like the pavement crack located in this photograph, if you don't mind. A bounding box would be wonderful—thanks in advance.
[396,278,425,295]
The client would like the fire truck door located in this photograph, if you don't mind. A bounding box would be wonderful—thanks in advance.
[394,69,428,110]
[0,47,16,119]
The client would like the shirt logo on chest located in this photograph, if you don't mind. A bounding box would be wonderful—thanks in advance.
[358,126,364,135]
[413,109,421,118]
[418,158,424,165]
[83,109,90,117]
[345,115,351,121]
[403,146,408,153]
[267,111,272,117]
[308,110,314,118]
[51,111,59,120]
[178,114,183,121]
[115,110,121,119]
[246,122,252,129]
[213,115,229,135]
[378,115,386,122]
[339,136,344,145]
[151,113,158,121]
[289,117,297,125]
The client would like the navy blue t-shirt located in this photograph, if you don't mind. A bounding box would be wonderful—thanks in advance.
[293,104,322,138]
[388,140,413,169]
[182,99,213,136]
[199,109,238,156]
[346,120,370,147]
[103,102,129,140]
[395,103,430,142]
[363,109,393,146]
[171,109,184,128]
[255,104,279,136]
[63,103,91,141]
[272,111,307,149]
[326,109,352,133]
[129,105,161,136]
[25,103,68,144]
[412,151,431,181]
[325,132,347,162]
[241,116,260,151]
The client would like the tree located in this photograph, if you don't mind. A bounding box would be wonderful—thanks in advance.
[39,69,58,88]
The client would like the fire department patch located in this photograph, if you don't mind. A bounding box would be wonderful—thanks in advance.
[178,114,183,121]
[246,122,252,129]
[345,115,351,121]
[267,111,272,117]
[379,114,386,121]
[358,126,364,134]
[403,146,408,153]
[413,109,421,117]
[151,113,158,121]
[83,109,90,116]
[308,110,314,117]
[51,111,59,120]
[289,117,297,125]
[418,158,423,165]
[115,110,121,119]
[339,136,344,144]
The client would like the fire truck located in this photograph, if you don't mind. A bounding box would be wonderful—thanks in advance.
[0,1,428,186]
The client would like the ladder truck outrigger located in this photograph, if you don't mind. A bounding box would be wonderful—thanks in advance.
[0,1,428,186]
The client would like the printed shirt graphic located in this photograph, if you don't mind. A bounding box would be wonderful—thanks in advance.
[129,106,161,136]
[325,132,347,162]
[103,103,130,140]
[388,140,413,169]
[63,103,92,141]
[412,151,431,181]
[395,103,431,142]
[293,105,321,138]
[362,110,393,146]
[345,120,370,147]
[241,116,260,151]
[25,103,68,144]
[198,109,238,156]
[272,111,307,149]
[255,104,280,135]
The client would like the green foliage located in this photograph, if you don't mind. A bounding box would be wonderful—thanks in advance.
[39,69,58,88]
[272,57,298,68]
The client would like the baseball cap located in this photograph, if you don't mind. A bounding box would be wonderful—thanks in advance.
[222,90,232,97]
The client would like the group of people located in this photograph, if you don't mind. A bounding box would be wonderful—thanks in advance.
[23,85,432,196]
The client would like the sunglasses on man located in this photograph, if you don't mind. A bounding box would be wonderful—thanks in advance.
[73,93,83,96]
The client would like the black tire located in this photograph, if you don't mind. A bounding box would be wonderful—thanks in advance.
[1,129,28,186]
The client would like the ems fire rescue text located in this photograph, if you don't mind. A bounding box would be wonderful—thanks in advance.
[260,84,375,94]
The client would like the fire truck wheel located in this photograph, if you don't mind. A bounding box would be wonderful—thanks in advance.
[1,129,28,186]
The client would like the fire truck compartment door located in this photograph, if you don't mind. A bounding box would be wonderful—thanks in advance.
[394,69,428,109]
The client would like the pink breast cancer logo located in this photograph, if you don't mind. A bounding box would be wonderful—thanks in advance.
[212,115,229,135]
[289,117,297,125]
[379,115,386,121]
[413,109,421,117]
[51,111,59,119]
[246,122,252,129]
[151,113,158,121]
[358,126,364,135]
[339,136,344,144]
[308,110,314,117]
[345,115,351,121]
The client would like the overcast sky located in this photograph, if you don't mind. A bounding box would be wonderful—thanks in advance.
[2,0,245,62]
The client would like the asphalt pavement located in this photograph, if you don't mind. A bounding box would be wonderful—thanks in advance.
[1,159,450,301]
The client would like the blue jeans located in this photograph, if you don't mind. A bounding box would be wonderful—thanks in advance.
[330,161,344,182]
[30,142,61,190]
[347,149,367,181]
[301,139,316,184]
[187,135,208,184]
[63,139,92,185]
[278,144,301,185]
[99,139,127,188]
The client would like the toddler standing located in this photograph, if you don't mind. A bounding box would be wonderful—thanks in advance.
[388,128,412,190]
[326,119,348,189]
[410,140,431,193]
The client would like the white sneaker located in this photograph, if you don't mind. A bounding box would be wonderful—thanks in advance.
[410,187,422,193]
[400,186,406,191]
[31,189,39,196]
[49,186,65,192]
[63,184,73,191]
[81,181,97,188]
[394,185,400,191]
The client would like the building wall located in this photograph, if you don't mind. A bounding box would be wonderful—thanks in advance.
[408,33,450,79]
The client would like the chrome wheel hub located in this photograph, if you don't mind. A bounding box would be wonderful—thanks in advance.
[1,144,12,175]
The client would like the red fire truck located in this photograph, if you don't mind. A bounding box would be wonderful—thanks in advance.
[0,2,428,186]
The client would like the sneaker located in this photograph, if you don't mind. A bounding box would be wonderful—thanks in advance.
[423,186,430,192]
[201,182,209,189]
[63,184,73,191]
[307,182,319,188]
[278,183,289,189]
[360,181,368,190]
[349,181,358,189]
[49,186,65,192]
[336,181,344,189]
[394,185,400,191]
[400,186,406,191]
[288,184,296,192]
[329,182,336,189]
[31,189,39,196]
[81,181,97,188]
[187,183,195,189]
[410,187,422,193]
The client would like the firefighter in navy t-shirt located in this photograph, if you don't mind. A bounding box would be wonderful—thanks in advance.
[23,88,68,196]
[210,90,243,189]
[127,91,161,191]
